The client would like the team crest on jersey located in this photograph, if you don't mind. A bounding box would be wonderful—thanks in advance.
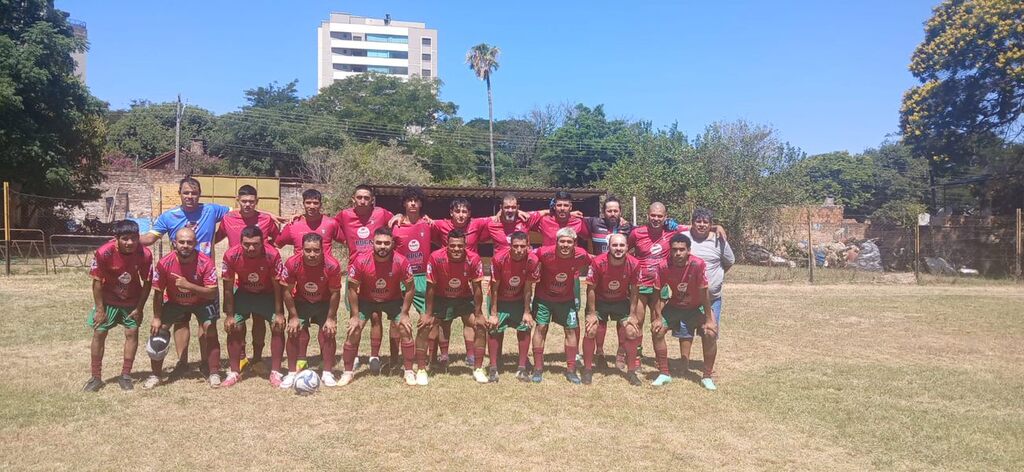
[555,273,568,282]
[247,273,260,283]
[357,226,370,239]
[676,282,687,293]
[448,278,462,289]
[375,278,387,289]
[304,282,319,293]
[608,280,620,291]
[509,276,522,287]
[408,239,420,252]
[117,272,132,284]
[651,244,663,255]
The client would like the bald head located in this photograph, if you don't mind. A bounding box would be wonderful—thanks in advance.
[173,227,198,258]
[647,202,667,229]
[176,227,196,241]
[608,232,629,259]
[649,202,666,214]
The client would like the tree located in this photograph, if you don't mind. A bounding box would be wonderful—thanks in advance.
[466,43,501,187]
[302,142,432,212]
[106,100,217,162]
[0,0,107,206]
[539,104,637,188]
[210,80,310,176]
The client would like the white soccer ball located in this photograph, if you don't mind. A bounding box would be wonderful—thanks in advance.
[294,369,320,395]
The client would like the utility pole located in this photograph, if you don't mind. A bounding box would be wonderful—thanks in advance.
[174,94,185,171]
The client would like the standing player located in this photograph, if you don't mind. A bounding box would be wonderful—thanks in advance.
[583,196,632,255]
[531,227,592,384]
[277,189,342,256]
[342,228,417,386]
[84,220,153,392]
[651,233,718,389]
[526,191,591,248]
[485,194,532,257]
[216,185,280,248]
[220,226,285,388]
[143,228,220,389]
[390,186,432,373]
[680,208,733,379]
[582,233,642,386]
[485,231,538,382]
[627,202,678,371]
[279,233,342,388]
[414,229,486,385]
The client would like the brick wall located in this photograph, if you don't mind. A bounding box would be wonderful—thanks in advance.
[72,167,187,222]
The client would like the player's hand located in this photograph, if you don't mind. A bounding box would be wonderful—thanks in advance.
[150,318,162,336]
[702,320,718,338]
[570,210,584,218]
[714,225,727,241]
[487,314,499,330]
[170,273,192,290]
[388,214,403,227]
[584,315,599,337]
[651,321,666,336]
[93,306,108,328]
[419,313,435,329]
[287,317,301,334]
[523,312,535,328]
[323,318,337,336]
[398,313,413,336]
[619,217,627,227]
[127,308,143,323]
[272,313,286,331]
[223,316,237,333]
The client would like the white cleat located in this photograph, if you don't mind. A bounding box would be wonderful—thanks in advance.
[338,371,355,386]
[321,371,338,387]
[280,372,297,389]
[404,370,417,386]
[141,375,161,390]
[416,369,429,386]
[473,368,489,384]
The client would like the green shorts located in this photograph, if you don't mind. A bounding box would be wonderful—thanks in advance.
[232,290,276,324]
[533,298,579,329]
[488,299,530,333]
[432,297,475,322]
[295,300,331,328]
[160,302,219,326]
[638,286,670,298]
[404,273,427,315]
[357,299,404,321]
[595,300,631,322]
[87,305,139,332]
[661,305,706,338]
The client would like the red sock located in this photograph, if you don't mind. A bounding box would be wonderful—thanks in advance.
[270,330,285,372]
[474,342,485,369]
[516,331,531,368]
[466,339,476,360]
[298,328,310,359]
[286,333,299,371]
[533,346,544,371]
[402,340,415,371]
[370,336,382,358]
[654,345,669,375]
[566,344,578,372]
[206,329,221,374]
[199,332,210,371]
[488,334,501,368]
[583,336,596,370]
[227,330,245,372]
[623,337,638,373]
[318,329,336,371]
[389,335,400,364]
[121,356,133,376]
[342,342,358,372]
[251,320,266,361]
[439,323,451,358]
[596,321,608,352]
[90,353,102,378]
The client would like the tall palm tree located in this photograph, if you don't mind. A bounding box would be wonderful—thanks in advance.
[466,43,500,187]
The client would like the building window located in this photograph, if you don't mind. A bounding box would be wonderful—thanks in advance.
[422,53,431,61]
[353,35,362,41]
[330,32,351,40]
[422,69,432,78]
[366,33,408,44]
[421,37,432,46]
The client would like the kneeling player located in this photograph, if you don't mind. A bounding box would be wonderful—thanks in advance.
[144,228,220,389]
[651,233,718,389]
[280,233,342,388]
[343,228,416,385]
[532,227,592,384]
[582,233,642,386]
[414,229,485,385]
[485,231,538,382]
[84,220,153,391]
[221,226,285,387]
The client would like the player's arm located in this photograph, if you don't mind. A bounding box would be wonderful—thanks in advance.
[487,274,499,328]
[700,286,717,336]
[522,280,536,328]
[472,279,485,327]
[139,231,161,246]
[133,281,152,325]
[721,240,736,273]
[324,288,340,336]
[221,273,236,331]
[346,278,361,336]
[584,283,599,337]
[90,278,106,327]
[151,288,164,335]
[272,280,285,329]
[422,283,436,327]
[282,282,300,334]
[171,274,218,299]
[650,287,666,335]
[398,275,416,333]
[626,283,642,327]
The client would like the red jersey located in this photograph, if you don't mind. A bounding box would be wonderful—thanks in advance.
[585,253,640,303]
[431,217,492,253]
[534,245,592,303]
[527,212,591,247]
[486,218,531,257]
[655,256,709,310]
[490,250,540,302]
[89,240,153,307]
[220,244,282,294]
[426,248,484,299]
[152,252,217,306]
[628,225,680,286]
[280,254,343,304]
[277,215,342,254]
[217,210,280,248]
[347,252,412,303]
[392,219,432,274]
[335,207,394,256]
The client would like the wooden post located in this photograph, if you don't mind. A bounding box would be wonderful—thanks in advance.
[3,181,10,276]
[914,223,921,284]
[807,207,814,283]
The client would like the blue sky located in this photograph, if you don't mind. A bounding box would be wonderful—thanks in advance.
[57,0,938,155]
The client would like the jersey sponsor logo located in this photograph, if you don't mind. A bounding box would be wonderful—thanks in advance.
[117,272,132,284]
[448,277,462,289]
[247,273,260,284]
[676,282,687,293]
[304,282,319,294]
[375,278,387,289]
[650,243,663,255]
[408,239,420,252]
[555,272,568,283]
[357,226,370,239]
[508,275,522,287]
[608,280,620,291]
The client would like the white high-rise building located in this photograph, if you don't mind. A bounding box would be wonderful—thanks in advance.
[70,19,87,81]
[317,13,437,90]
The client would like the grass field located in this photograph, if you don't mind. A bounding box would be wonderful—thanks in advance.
[0,267,1022,471]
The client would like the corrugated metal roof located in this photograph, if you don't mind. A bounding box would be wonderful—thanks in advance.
[371,184,605,200]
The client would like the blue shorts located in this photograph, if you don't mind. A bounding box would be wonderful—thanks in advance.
[672,298,721,340]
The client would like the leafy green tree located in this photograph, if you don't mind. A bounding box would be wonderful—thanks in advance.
[302,142,432,212]
[0,0,107,206]
[466,43,501,186]
[210,80,310,176]
[407,118,484,185]
[106,100,216,162]
[538,104,637,188]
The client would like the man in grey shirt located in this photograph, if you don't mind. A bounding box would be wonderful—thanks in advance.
[679,208,734,373]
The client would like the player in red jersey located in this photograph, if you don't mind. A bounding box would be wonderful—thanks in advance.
[84,220,153,392]
[389,186,432,373]
[531,227,592,384]
[277,189,343,256]
[526,191,591,248]
[651,233,718,389]
[342,228,417,385]
[626,202,679,370]
[582,233,643,386]
[485,231,538,383]
[485,194,532,258]
[143,228,220,389]
[279,233,342,388]
[220,226,285,388]
[216,185,280,248]
[335,184,394,374]
[414,229,486,385]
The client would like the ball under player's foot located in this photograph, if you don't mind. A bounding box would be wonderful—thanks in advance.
[564,371,582,385]
[83,377,104,392]
[416,369,429,386]
[487,366,499,383]
[581,369,593,385]
[701,377,717,391]
[337,371,354,386]
[516,367,531,382]
[221,372,241,388]
[626,371,642,386]
[208,373,221,388]
[473,368,489,384]
[141,375,161,390]
[279,372,297,389]
[269,371,283,388]
[321,371,338,387]
[404,370,417,386]
[369,356,381,375]
[652,373,672,387]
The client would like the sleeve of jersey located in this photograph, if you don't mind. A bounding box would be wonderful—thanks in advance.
[328,264,343,291]
[220,254,235,279]
[202,260,218,286]
[151,213,170,236]
[275,223,292,248]
[140,250,154,282]
[151,263,165,291]
[425,255,437,284]
[525,211,543,230]
[576,219,591,239]
[527,257,541,282]
[279,260,295,285]
[210,203,231,221]
[472,256,484,281]
[627,230,637,249]
[473,218,493,242]
[699,261,710,287]
[266,215,281,240]
[584,263,597,285]
[347,259,360,284]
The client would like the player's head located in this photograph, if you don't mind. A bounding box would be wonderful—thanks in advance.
[112,219,140,254]
[351,184,374,209]
[692,208,713,237]
[509,231,529,260]
[446,228,467,261]
[174,227,197,259]
[603,196,621,220]
[556,227,577,257]
[240,225,265,258]
[608,233,628,260]
[669,232,692,266]
[402,186,426,214]
[237,185,258,215]
[301,189,323,217]
[552,191,573,220]
[449,199,471,226]
[301,233,324,266]
[178,177,202,209]
[500,194,519,222]
[372,227,394,259]
[647,202,667,229]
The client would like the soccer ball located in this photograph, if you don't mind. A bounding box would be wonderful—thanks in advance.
[146,329,171,360]
[294,369,320,395]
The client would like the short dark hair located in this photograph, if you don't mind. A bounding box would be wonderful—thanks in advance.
[509,231,529,243]
[692,207,714,222]
[402,186,426,204]
[448,228,467,241]
[241,225,264,240]
[669,232,692,248]
[179,177,201,193]
[112,219,140,238]
[603,196,621,210]
[450,198,471,212]
[374,227,393,238]
[553,191,572,202]
[302,232,323,246]
[301,189,322,201]
[238,185,257,197]
[353,184,374,195]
